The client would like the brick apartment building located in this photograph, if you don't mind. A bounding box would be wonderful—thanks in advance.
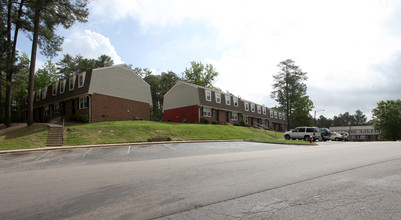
[29,64,152,123]
[163,81,287,131]
[330,125,380,141]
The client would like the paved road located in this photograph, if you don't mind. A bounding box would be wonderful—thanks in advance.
[1,141,400,219]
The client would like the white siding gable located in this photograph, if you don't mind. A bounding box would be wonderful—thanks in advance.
[88,64,152,106]
[163,81,200,111]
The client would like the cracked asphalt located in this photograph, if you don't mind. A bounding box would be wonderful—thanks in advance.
[1,141,400,219]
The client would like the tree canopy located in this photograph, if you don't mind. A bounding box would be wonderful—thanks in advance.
[143,71,180,121]
[271,59,313,129]
[57,54,114,78]
[182,61,218,88]
[372,100,401,141]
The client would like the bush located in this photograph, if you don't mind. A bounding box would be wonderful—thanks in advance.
[70,114,89,123]
[199,117,209,124]
[239,120,248,127]
[212,121,218,124]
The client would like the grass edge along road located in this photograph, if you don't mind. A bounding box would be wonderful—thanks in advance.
[0,121,306,151]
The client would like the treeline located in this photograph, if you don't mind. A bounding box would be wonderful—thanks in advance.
[315,110,371,128]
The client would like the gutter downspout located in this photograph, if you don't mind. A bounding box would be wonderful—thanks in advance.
[88,95,92,123]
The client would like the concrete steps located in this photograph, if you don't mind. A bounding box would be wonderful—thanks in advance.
[46,126,63,147]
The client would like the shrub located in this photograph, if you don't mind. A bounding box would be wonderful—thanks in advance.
[212,121,218,124]
[199,117,209,124]
[239,120,248,127]
[69,114,89,123]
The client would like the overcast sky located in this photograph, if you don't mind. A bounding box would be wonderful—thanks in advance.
[19,0,401,120]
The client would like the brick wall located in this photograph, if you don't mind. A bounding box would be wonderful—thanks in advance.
[164,105,199,123]
[91,93,150,122]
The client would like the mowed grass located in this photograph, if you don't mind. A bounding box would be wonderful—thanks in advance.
[65,120,296,146]
[0,124,49,150]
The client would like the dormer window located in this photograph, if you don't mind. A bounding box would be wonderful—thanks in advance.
[251,104,255,112]
[274,111,278,119]
[52,83,58,96]
[270,110,273,118]
[215,93,221,103]
[263,107,266,115]
[225,95,230,105]
[282,113,286,120]
[205,90,211,101]
[233,97,238,107]
[279,112,282,119]
[42,87,47,99]
[69,76,76,91]
[78,72,85,88]
[60,79,66,93]
[244,102,249,111]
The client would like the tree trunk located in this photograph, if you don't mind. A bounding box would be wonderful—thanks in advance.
[5,0,24,127]
[27,6,41,126]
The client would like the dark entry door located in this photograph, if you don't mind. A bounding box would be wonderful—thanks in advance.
[226,112,229,122]
[72,99,76,115]
[215,110,219,122]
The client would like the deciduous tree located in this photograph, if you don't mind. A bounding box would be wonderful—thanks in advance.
[182,61,218,88]
[372,100,401,141]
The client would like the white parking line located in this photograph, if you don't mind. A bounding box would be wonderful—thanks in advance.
[165,145,176,151]
[82,148,92,157]
[127,146,131,154]
[36,151,50,161]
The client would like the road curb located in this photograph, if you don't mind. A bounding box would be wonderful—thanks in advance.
[0,139,246,154]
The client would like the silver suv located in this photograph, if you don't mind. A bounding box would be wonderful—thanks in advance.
[284,127,321,141]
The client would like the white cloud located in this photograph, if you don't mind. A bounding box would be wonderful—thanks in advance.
[91,0,401,119]
[62,29,123,64]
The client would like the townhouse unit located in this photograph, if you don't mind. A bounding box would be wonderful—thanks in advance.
[30,64,152,123]
[330,125,380,141]
[163,81,287,131]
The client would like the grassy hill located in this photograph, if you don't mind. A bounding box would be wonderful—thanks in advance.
[1,121,302,151]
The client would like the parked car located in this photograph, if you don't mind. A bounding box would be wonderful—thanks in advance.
[284,127,321,142]
[319,128,331,141]
[339,132,350,141]
[331,132,343,141]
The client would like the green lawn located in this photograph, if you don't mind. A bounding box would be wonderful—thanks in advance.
[65,121,299,146]
[0,121,307,151]
[0,124,49,150]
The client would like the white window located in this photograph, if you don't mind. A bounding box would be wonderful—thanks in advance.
[274,111,278,119]
[215,93,221,103]
[225,95,231,105]
[36,89,41,101]
[79,97,88,109]
[205,90,211,101]
[251,104,255,112]
[78,72,85,88]
[231,112,238,121]
[282,113,286,120]
[202,107,212,117]
[44,106,50,115]
[54,104,60,113]
[270,110,273,118]
[360,135,366,139]
[245,102,249,111]
[60,80,66,93]
[263,107,266,115]
[257,105,261,114]
[233,97,238,107]
[42,87,47,99]
[244,116,248,124]
[52,83,58,96]
[69,76,76,91]
[279,112,282,119]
